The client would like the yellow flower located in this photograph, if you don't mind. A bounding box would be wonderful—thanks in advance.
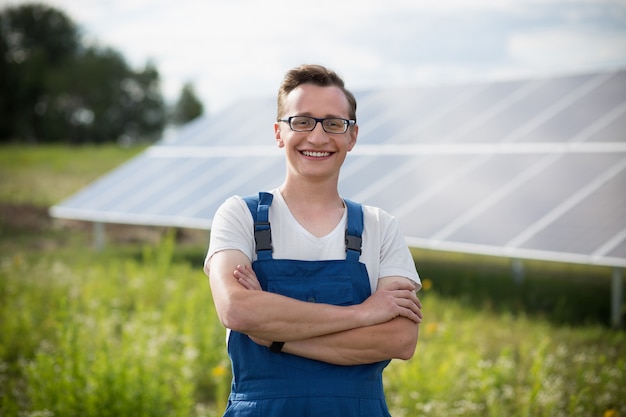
[212,365,228,378]
[425,322,439,336]
[421,279,433,291]
[604,408,617,417]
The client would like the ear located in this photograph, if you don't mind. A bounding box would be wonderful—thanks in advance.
[347,124,358,151]
[274,122,284,148]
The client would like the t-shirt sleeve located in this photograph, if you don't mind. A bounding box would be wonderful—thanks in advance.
[204,196,255,274]
[379,214,422,291]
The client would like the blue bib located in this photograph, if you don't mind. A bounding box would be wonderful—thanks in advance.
[223,192,391,417]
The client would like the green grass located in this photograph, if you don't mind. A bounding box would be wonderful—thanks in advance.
[0,145,624,417]
[0,144,147,206]
[412,248,617,327]
[1,233,228,417]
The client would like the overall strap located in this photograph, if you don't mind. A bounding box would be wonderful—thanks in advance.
[243,193,363,261]
[344,198,363,262]
[242,192,274,260]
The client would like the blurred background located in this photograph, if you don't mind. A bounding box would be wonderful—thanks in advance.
[2,0,626,144]
[1,1,625,416]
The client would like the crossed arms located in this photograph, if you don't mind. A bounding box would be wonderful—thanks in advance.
[207,249,422,366]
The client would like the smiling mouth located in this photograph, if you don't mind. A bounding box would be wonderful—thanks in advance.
[301,151,332,157]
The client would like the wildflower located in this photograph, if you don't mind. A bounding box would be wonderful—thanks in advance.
[604,407,617,417]
[425,322,438,336]
[212,365,228,378]
[421,279,433,291]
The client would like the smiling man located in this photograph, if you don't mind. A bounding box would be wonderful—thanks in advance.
[204,64,422,417]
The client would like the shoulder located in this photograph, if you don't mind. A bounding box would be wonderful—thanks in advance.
[233,189,282,210]
[361,203,398,231]
[212,195,254,231]
[361,203,394,220]
[214,189,281,226]
[216,195,248,217]
[360,203,408,253]
[207,195,256,265]
[356,202,404,249]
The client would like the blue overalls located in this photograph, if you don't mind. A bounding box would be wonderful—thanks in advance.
[223,192,391,417]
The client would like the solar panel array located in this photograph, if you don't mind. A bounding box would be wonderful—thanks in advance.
[50,70,626,268]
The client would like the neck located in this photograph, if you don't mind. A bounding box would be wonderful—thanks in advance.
[279,178,345,238]
[279,178,343,209]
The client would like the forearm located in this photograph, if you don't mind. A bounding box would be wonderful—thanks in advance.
[209,251,421,343]
[281,317,420,366]
[209,251,377,341]
[221,289,369,341]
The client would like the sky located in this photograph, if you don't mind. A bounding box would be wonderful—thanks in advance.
[3,0,626,113]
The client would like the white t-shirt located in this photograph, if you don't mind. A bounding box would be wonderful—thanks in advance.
[205,189,420,293]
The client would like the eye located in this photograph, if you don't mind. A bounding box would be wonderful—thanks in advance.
[293,117,314,128]
[326,119,342,129]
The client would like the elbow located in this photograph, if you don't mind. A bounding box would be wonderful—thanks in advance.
[217,307,239,331]
[394,339,417,360]
[219,307,250,332]
[394,323,419,361]
[396,343,416,360]
[217,292,257,332]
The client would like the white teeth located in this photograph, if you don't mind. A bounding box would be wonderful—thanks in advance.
[302,151,331,157]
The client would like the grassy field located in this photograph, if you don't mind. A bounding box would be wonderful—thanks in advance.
[0,144,624,416]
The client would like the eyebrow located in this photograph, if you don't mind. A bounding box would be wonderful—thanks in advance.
[294,112,349,119]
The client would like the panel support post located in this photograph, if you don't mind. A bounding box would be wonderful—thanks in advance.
[611,267,624,329]
[93,222,105,251]
[511,258,524,284]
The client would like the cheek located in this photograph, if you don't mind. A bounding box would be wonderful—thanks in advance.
[348,127,358,150]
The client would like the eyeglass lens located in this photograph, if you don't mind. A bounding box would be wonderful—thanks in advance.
[290,117,347,133]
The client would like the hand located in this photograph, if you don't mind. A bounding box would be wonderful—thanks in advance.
[359,280,422,326]
[233,264,262,290]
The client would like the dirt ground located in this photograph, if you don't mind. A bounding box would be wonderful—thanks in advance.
[0,203,50,232]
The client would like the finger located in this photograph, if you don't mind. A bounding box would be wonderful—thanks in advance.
[236,276,253,289]
[405,291,422,309]
[233,268,247,280]
[396,297,423,319]
[241,265,258,280]
[239,275,257,288]
[235,265,254,280]
[389,280,416,291]
[399,305,422,323]
[234,269,254,289]
[389,288,420,303]
[406,292,422,310]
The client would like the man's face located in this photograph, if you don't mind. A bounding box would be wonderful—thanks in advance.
[274,84,358,182]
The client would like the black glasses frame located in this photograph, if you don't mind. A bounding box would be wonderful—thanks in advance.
[278,116,356,134]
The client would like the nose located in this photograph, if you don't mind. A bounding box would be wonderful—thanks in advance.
[306,122,329,146]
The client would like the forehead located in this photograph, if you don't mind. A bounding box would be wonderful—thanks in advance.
[283,84,350,117]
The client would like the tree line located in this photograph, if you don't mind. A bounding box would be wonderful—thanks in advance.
[0,3,204,144]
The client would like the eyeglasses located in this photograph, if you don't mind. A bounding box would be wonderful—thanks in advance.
[278,116,356,134]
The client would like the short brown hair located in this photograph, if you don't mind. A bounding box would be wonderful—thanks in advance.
[277,64,357,121]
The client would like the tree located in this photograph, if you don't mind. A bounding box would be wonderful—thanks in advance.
[46,47,166,144]
[0,3,167,143]
[172,82,204,125]
[0,3,80,141]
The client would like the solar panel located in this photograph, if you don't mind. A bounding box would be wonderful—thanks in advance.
[50,69,626,270]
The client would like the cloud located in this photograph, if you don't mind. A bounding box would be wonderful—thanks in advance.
[3,0,626,112]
